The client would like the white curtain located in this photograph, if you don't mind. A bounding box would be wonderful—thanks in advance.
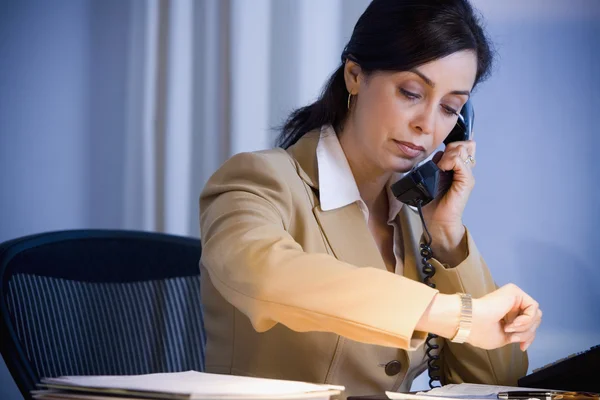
[121,0,370,238]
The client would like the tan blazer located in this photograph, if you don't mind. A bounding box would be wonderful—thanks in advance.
[199,131,527,398]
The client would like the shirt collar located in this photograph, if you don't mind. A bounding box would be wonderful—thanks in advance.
[316,125,404,224]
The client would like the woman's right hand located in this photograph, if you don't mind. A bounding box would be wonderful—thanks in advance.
[468,283,542,351]
[418,283,542,351]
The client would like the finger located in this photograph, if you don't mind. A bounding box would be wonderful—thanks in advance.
[530,312,542,332]
[522,332,536,352]
[444,141,476,169]
[506,313,535,332]
[505,298,539,331]
[517,321,539,342]
[526,318,542,337]
[503,304,521,328]
[509,333,522,345]
[436,145,475,176]
[505,308,540,333]
[508,313,539,339]
[514,303,539,325]
[502,284,524,327]
[508,327,535,348]
[431,151,444,164]
[510,330,534,349]
[445,140,476,159]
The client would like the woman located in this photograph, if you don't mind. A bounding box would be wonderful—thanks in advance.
[199,0,542,397]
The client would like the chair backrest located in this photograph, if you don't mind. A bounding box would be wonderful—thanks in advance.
[0,230,205,400]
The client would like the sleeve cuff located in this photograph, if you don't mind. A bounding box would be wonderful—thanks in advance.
[408,329,429,350]
[428,227,497,298]
[397,282,438,350]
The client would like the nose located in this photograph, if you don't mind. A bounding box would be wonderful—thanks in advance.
[410,103,436,135]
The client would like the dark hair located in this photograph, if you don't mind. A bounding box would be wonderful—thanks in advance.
[276,0,495,149]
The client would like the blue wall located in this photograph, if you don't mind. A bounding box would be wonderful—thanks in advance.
[463,17,600,372]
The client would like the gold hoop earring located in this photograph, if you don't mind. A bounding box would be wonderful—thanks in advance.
[347,93,352,110]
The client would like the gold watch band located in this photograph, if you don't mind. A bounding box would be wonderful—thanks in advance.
[451,293,472,344]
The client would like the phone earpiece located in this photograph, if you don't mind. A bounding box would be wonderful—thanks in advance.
[444,99,474,145]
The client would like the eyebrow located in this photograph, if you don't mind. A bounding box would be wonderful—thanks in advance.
[409,68,471,97]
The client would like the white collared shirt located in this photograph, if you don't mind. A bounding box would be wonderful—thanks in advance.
[316,125,406,275]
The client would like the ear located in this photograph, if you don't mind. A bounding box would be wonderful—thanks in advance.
[343,60,362,95]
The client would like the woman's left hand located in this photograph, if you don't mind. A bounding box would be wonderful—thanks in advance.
[421,139,477,263]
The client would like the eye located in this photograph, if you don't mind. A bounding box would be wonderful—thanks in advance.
[441,104,458,117]
[400,88,421,100]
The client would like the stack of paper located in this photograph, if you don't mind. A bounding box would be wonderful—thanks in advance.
[32,370,344,400]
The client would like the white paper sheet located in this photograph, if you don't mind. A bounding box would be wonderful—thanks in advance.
[386,383,553,400]
[41,371,344,400]
[419,383,540,398]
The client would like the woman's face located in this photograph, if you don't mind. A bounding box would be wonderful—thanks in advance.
[343,50,478,173]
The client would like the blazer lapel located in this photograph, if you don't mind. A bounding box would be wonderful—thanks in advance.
[313,204,387,271]
[286,130,320,189]
[287,130,387,271]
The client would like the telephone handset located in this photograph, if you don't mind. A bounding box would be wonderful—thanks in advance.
[391,100,475,388]
[390,99,474,207]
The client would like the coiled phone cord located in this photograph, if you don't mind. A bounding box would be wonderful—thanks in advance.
[416,200,442,388]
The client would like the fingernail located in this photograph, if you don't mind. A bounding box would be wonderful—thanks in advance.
[511,335,521,343]
[523,343,530,351]
[505,327,515,333]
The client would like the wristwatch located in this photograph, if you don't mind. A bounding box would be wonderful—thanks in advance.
[451,293,472,343]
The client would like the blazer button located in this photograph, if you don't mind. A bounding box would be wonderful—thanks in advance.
[384,360,402,376]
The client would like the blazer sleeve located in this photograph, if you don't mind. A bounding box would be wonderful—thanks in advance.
[199,151,438,350]
[429,230,529,386]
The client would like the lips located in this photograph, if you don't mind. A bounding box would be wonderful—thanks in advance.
[393,140,425,158]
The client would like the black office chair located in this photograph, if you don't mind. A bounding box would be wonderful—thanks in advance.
[0,230,205,400]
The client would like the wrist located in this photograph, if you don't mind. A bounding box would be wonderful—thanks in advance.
[416,293,461,339]
[427,223,465,246]
[426,224,467,267]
